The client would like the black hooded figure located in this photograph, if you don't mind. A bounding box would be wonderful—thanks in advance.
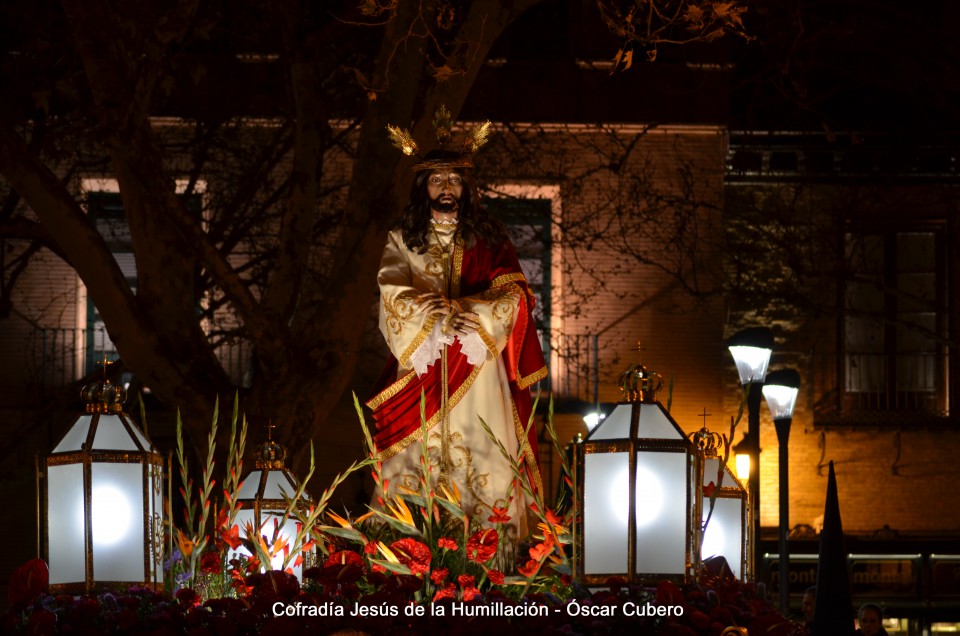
[812,461,856,635]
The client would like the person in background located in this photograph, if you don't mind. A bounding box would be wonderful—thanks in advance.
[856,603,888,636]
[802,586,816,631]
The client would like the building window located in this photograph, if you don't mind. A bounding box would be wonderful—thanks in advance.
[484,193,554,389]
[79,179,203,378]
[84,190,135,375]
[843,229,947,416]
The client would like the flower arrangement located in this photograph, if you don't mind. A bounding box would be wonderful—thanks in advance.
[5,394,806,635]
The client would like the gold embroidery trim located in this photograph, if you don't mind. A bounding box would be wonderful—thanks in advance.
[491,272,526,288]
[398,313,441,367]
[451,233,464,299]
[384,290,419,335]
[376,364,482,461]
[513,400,543,494]
[476,326,498,358]
[365,370,416,411]
[517,365,548,389]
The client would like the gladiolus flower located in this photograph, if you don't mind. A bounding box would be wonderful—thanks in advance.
[529,534,555,562]
[517,559,540,578]
[220,524,242,550]
[487,506,511,523]
[466,529,498,563]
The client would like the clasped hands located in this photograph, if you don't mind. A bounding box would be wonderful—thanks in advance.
[417,292,480,336]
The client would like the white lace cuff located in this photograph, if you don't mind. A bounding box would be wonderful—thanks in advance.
[410,320,455,376]
[458,331,490,367]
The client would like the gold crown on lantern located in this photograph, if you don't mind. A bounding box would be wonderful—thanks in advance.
[255,423,289,470]
[386,104,492,172]
[689,426,723,458]
[617,341,663,403]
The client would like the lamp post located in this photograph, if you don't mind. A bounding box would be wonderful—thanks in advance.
[762,368,801,616]
[727,327,773,580]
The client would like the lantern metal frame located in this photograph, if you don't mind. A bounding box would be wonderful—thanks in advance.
[574,360,701,586]
[40,379,166,594]
[231,432,313,578]
[693,427,750,582]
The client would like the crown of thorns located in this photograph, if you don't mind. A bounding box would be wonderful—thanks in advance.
[386,104,492,172]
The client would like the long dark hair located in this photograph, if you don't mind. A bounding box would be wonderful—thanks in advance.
[400,168,507,254]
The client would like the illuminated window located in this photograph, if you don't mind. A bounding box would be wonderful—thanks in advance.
[843,229,947,415]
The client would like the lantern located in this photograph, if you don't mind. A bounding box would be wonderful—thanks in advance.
[230,430,312,579]
[691,426,749,581]
[42,378,165,593]
[574,359,700,585]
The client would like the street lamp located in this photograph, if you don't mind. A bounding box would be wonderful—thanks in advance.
[727,327,773,580]
[762,368,801,615]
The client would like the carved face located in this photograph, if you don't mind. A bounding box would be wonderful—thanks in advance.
[426,171,463,217]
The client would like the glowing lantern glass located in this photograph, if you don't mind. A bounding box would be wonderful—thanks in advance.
[691,427,749,581]
[574,360,699,585]
[230,433,311,580]
[42,379,165,593]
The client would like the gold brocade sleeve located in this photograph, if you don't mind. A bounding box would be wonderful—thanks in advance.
[377,230,446,368]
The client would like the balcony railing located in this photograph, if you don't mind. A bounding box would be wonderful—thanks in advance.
[28,328,600,408]
[29,328,254,394]
[810,350,949,426]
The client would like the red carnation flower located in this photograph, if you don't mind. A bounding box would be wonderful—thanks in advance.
[431,567,449,585]
[364,541,378,555]
[466,528,498,563]
[437,537,458,550]
[200,551,222,574]
[390,538,432,575]
[462,586,482,601]
[6,559,48,609]
[487,569,506,586]
[433,583,456,601]
[457,574,475,589]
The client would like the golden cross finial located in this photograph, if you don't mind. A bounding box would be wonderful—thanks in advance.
[699,407,712,428]
[267,420,276,441]
[96,354,112,381]
[634,340,649,363]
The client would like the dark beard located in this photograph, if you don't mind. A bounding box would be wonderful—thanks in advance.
[430,194,460,215]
